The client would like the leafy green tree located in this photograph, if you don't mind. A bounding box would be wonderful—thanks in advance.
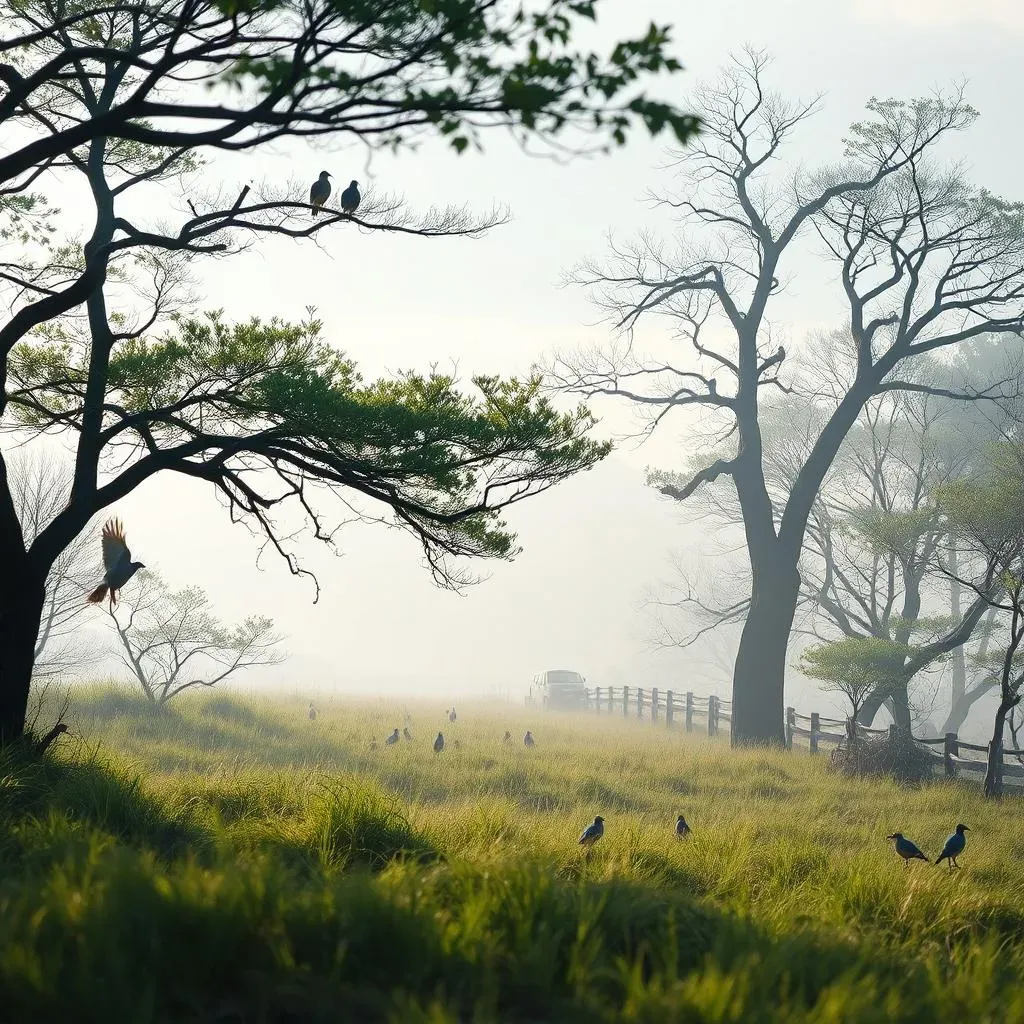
[0,0,698,742]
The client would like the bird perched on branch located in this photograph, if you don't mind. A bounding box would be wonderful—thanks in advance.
[308,703,317,721]
[524,730,535,748]
[434,731,445,753]
[87,518,145,611]
[886,832,928,867]
[675,814,691,839]
[340,179,360,215]
[935,823,970,870]
[578,815,604,850]
[309,170,332,216]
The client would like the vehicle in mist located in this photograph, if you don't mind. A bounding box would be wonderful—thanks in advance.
[530,669,588,710]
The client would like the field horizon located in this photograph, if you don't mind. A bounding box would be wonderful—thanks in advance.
[2,684,1023,1022]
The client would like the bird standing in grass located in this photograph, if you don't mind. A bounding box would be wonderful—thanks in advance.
[308,703,317,721]
[434,731,445,753]
[524,730,535,748]
[309,170,332,216]
[385,728,400,745]
[340,179,360,215]
[448,708,457,723]
[403,727,413,742]
[579,815,604,851]
[87,518,146,611]
[503,731,512,745]
[935,824,970,870]
[675,814,691,839]
[885,832,929,867]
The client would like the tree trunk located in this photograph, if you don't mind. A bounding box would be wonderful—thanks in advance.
[983,702,1011,798]
[948,541,967,709]
[941,675,998,735]
[0,574,46,744]
[731,555,800,747]
[888,682,912,732]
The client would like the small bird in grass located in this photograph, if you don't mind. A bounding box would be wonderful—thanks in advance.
[340,179,360,215]
[308,703,317,721]
[502,731,513,745]
[448,707,457,723]
[434,731,445,753]
[385,728,400,745]
[309,170,332,216]
[403,727,413,742]
[885,832,929,867]
[935,824,970,870]
[524,730,535,748]
[579,815,604,851]
[675,814,691,839]
[87,518,146,611]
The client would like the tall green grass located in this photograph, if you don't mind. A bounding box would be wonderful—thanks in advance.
[1,685,1022,1022]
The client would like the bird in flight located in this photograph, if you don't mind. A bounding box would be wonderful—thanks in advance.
[885,832,928,868]
[87,518,145,611]
[340,179,360,215]
[935,823,970,870]
[309,171,332,216]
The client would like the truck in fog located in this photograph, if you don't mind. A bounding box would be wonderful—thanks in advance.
[529,669,588,710]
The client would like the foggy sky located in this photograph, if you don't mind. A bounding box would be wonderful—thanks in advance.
[13,0,1024,727]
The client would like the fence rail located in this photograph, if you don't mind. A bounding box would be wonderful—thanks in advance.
[581,686,1024,788]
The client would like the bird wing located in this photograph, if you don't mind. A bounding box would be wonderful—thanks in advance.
[904,838,926,858]
[101,518,131,574]
[579,824,597,843]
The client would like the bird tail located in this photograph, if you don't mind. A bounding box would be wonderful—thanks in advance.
[87,584,108,604]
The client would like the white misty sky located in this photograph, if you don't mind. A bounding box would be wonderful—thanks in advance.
[17,0,1024,712]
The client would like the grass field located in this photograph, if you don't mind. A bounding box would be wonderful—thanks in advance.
[2,686,1024,1023]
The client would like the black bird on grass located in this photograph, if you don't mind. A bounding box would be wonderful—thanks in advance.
[433,732,445,753]
[935,824,970,870]
[524,730,535,748]
[675,814,691,839]
[579,815,604,853]
[448,707,457,723]
[308,703,317,721]
[385,728,400,745]
[886,832,929,867]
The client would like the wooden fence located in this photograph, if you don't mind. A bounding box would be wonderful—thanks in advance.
[583,686,1024,787]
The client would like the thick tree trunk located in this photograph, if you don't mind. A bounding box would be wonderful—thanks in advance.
[0,574,46,745]
[731,556,800,747]
[888,682,912,732]
[983,702,1012,799]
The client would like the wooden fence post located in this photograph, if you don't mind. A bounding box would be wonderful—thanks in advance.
[665,690,674,727]
[785,707,795,750]
[944,732,958,779]
[622,685,629,717]
[651,687,659,722]
[593,686,600,714]
[685,692,694,732]
[708,695,717,736]
[637,687,644,719]
[809,712,820,754]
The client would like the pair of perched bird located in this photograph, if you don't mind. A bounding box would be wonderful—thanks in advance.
[886,824,970,869]
[578,813,691,851]
[309,172,360,217]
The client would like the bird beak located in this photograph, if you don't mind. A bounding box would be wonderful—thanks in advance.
[885,834,895,840]
[963,826,971,831]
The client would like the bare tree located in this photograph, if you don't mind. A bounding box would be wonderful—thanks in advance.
[6,448,99,677]
[107,571,285,704]
[548,50,1024,745]
[939,447,1024,796]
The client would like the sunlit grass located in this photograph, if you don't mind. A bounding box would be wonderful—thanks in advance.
[2,683,1023,1022]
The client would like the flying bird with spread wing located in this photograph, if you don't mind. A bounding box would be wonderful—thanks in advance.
[87,518,145,611]
[309,171,332,216]
[340,179,360,215]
